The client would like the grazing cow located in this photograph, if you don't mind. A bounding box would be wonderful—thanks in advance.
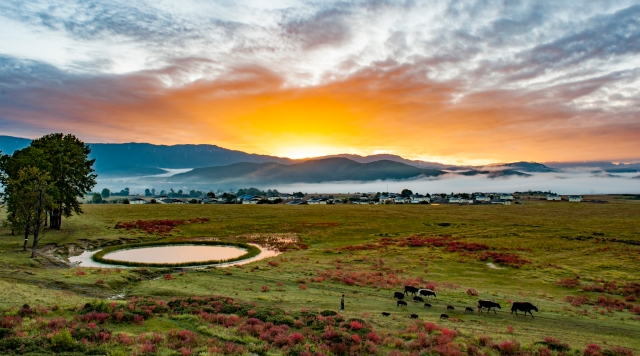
[418,289,437,299]
[477,300,501,314]
[440,314,449,319]
[410,314,419,319]
[446,305,454,311]
[413,296,424,303]
[511,302,538,318]
[405,286,419,296]
[394,292,405,300]
[397,300,408,307]
[465,307,474,313]
[424,303,432,308]
[381,312,390,317]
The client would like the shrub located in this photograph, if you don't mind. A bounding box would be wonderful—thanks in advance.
[629,305,640,315]
[164,274,174,280]
[557,278,581,288]
[497,340,521,356]
[478,335,492,347]
[268,261,279,267]
[261,285,269,292]
[506,325,514,334]
[584,344,602,356]
[50,329,75,352]
[604,347,634,356]
[467,288,479,296]
[541,337,570,352]
[320,310,337,317]
[299,283,308,290]
[349,320,363,330]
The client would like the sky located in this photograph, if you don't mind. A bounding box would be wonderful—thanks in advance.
[1,0,640,165]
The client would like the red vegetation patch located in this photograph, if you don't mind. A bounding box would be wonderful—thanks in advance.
[467,288,479,296]
[556,278,581,288]
[479,252,531,268]
[301,222,340,227]
[565,295,590,307]
[114,218,210,235]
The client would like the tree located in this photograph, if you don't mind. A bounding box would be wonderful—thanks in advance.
[8,167,53,257]
[29,134,96,230]
[144,188,152,197]
[206,192,216,198]
[92,193,103,204]
[101,188,110,198]
[293,192,305,198]
[401,189,413,197]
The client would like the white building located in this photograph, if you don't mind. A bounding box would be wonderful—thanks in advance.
[499,194,514,200]
[475,195,490,202]
[568,195,583,202]
[129,197,147,205]
[547,194,562,201]
[448,197,462,203]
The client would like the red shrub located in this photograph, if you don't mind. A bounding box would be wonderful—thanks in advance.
[538,347,552,356]
[261,285,269,292]
[351,334,361,344]
[557,278,580,288]
[139,342,158,354]
[630,305,640,315]
[506,325,514,334]
[268,261,279,267]
[584,344,602,356]
[76,269,86,276]
[164,274,174,280]
[565,295,589,307]
[349,320,363,330]
[290,332,305,344]
[299,284,308,290]
[607,347,633,356]
[625,295,637,302]
[117,333,135,346]
[498,340,521,356]
[467,288,479,296]
[366,331,380,344]
[596,296,627,311]
[479,252,530,268]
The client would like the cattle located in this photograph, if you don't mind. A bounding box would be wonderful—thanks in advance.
[465,307,474,313]
[394,292,405,300]
[511,302,538,318]
[477,300,501,314]
[404,286,419,296]
[446,305,454,311]
[410,314,419,319]
[440,314,449,319]
[418,289,437,299]
[424,303,432,308]
[413,296,424,303]
[397,300,408,307]
[381,312,390,317]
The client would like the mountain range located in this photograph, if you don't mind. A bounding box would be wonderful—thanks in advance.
[2,135,638,185]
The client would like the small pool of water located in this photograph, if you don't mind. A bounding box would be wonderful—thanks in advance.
[103,245,246,264]
[69,243,280,268]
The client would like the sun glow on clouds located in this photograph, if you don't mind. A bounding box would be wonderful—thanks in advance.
[1,1,640,164]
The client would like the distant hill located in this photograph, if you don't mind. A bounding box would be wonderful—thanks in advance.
[0,136,31,155]
[302,154,448,169]
[168,157,445,184]
[458,169,531,178]
[488,161,556,173]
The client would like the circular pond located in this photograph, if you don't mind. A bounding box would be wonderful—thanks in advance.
[103,245,247,264]
[91,242,261,267]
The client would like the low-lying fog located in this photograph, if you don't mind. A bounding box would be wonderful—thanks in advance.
[96,171,640,195]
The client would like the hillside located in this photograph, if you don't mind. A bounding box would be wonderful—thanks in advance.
[169,157,445,184]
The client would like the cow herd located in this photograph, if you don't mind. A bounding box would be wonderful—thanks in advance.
[382,285,539,320]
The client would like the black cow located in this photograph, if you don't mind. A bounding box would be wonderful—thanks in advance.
[413,296,424,303]
[381,312,390,317]
[410,314,419,319]
[394,292,405,300]
[440,314,449,319]
[397,300,408,307]
[424,303,432,308]
[418,289,437,299]
[404,286,419,296]
[465,307,474,313]
[478,300,501,314]
[446,305,454,311]
[511,302,538,318]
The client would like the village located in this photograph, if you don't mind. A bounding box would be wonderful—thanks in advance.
[93,190,585,206]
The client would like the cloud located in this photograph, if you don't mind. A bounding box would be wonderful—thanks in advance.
[1,1,639,163]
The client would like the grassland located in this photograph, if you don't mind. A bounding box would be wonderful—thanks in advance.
[1,197,639,355]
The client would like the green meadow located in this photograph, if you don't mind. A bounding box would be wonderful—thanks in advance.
[1,197,639,355]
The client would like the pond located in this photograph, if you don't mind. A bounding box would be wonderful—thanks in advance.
[103,245,247,264]
[69,243,280,268]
